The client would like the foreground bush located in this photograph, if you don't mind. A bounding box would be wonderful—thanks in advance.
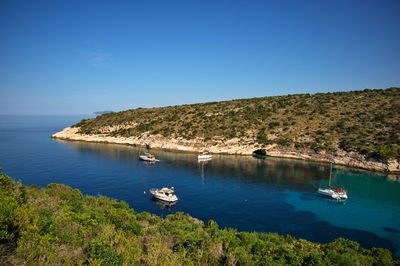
[0,170,397,265]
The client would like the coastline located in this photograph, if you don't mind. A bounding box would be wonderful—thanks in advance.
[52,126,400,174]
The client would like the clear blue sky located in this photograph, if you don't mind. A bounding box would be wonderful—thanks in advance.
[0,0,399,115]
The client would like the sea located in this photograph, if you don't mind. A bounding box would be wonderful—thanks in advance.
[1,115,399,256]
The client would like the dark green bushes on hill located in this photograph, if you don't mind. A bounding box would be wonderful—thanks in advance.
[74,87,400,161]
[0,170,397,265]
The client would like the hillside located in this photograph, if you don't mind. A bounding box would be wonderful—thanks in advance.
[53,87,400,173]
[0,170,397,265]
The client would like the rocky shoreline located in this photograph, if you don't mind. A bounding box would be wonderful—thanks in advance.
[52,127,400,174]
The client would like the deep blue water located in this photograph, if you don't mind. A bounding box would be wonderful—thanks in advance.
[1,115,400,256]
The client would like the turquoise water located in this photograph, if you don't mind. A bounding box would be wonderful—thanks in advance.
[1,115,399,256]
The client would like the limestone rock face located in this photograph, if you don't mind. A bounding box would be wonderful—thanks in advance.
[52,127,260,155]
[387,159,400,172]
[52,127,400,174]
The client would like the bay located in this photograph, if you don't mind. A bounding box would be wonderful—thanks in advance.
[1,115,399,256]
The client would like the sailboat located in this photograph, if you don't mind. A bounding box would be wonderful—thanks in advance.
[198,133,212,160]
[317,164,348,200]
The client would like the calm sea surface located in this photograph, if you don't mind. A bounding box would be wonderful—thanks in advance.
[1,115,400,256]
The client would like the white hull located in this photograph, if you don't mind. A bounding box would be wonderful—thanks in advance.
[318,188,348,199]
[198,154,212,160]
[151,193,178,202]
[198,157,212,162]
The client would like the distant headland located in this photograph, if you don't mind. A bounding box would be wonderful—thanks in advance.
[93,111,114,115]
[53,87,400,174]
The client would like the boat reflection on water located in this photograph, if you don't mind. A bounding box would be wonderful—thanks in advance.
[150,197,177,209]
[142,161,156,166]
[198,157,212,183]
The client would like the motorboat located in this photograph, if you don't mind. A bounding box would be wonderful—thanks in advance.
[139,153,159,162]
[317,164,348,200]
[198,152,212,160]
[149,187,178,202]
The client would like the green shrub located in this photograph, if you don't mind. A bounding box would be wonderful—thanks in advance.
[0,194,18,240]
[377,145,399,159]
[38,209,56,235]
[87,238,124,265]
[257,128,271,145]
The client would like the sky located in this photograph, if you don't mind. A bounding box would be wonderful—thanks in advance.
[0,0,399,115]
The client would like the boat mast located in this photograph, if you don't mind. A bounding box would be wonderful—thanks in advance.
[329,163,332,186]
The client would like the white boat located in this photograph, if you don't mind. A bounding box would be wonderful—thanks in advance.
[318,187,348,199]
[198,152,212,160]
[317,164,348,200]
[139,153,159,162]
[149,187,178,202]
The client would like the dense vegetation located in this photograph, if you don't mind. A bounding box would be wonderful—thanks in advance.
[1,169,397,265]
[74,88,400,161]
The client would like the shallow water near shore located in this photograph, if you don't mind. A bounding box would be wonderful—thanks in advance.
[1,115,400,256]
